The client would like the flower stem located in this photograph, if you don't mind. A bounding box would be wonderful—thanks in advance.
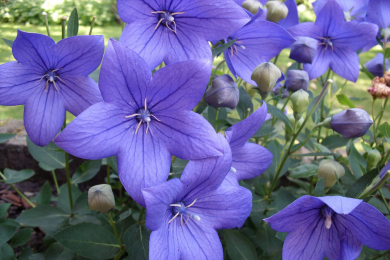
[208,60,226,86]
[43,13,51,37]
[0,171,35,208]
[138,207,145,225]
[60,16,67,39]
[289,126,319,154]
[379,189,390,215]
[107,162,111,185]
[273,54,279,66]
[372,98,377,145]
[108,212,124,260]
[89,16,96,35]
[51,170,60,195]
[377,98,388,128]
[359,171,390,199]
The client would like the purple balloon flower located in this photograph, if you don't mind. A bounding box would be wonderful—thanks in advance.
[365,53,389,78]
[225,103,273,184]
[330,108,372,138]
[264,195,390,260]
[55,39,222,206]
[288,0,378,82]
[313,0,369,20]
[366,0,390,30]
[0,30,104,147]
[289,36,318,64]
[117,0,250,70]
[142,134,252,260]
[222,11,295,86]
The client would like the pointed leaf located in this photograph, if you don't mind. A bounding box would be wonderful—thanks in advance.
[0,243,14,260]
[276,187,295,212]
[67,8,79,37]
[45,242,75,260]
[1,38,13,48]
[212,39,236,57]
[72,160,101,184]
[361,65,375,80]
[313,178,324,197]
[0,134,15,143]
[35,181,52,206]
[336,94,356,108]
[11,228,32,248]
[289,164,318,178]
[27,137,65,169]
[237,87,253,119]
[378,122,390,139]
[0,204,11,220]
[0,224,17,245]
[346,167,380,198]
[224,229,257,260]
[4,168,35,184]
[265,102,293,131]
[124,223,150,260]
[57,184,82,214]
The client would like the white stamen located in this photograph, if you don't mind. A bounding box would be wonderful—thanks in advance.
[230,167,237,173]
[325,215,332,229]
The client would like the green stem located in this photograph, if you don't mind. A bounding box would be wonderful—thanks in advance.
[208,60,226,86]
[290,127,319,154]
[0,171,35,208]
[61,17,67,39]
[89,16,96,35]
[273,54,279,65]
[63,119,73,212]
[372,98,377,145]
[379,189,390,214]
[309,176,314,195]
[107,162,111,185]
[51,170,60,195]
[377,98,388,128]
[138,207,145,224]
[43,13,51,37]
[108,213,122,246]
[214,108,219,131]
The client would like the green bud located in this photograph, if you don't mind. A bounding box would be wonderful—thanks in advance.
[251,62,281,99]
[318,159,345,189]
[367,149,381,171]
[242,0,263,15]
[265,1,288,23]
[88,184,115,214]
[290,89,309,120]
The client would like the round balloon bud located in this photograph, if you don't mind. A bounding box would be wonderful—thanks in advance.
[318,159,345,189]
[285,70,309,92]
[289,36,318,64]
[329,108,373,138]
[265,1,288,23]
[290,89,309,120]
[204,74,239,109]
[242,0,263,15]
[365,53,389,78]
[367,149,382,171]
[88,184,115,214]
[251,62,282,99]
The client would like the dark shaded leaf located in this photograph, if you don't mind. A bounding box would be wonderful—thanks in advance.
[11,228,32,247]
[276,232,288,242]
[72,160,101,184]
[237,87,253,120]
[321,135,349,149]
[0,203,11,220]
[35,181,52,206]
[67,8,79,37]
[265,102,293,131]
[27,137,65,169]
[45,242,75,260]
[348,141,366,178]
[289,164,318,178]
[0,243,14,260]
[212,39,236,57]
[224,229,257,260]
[378,122,390,139]
[107,156,118,174]
[0,224,17,245]
[346,168,380,198]
[313,178,324,197]
[276,187,295,212]
[18,246,33,260]
[124,223,150,260]
[0,134,15,143]
[4,168,34,184]
[293,152,335,157]
[57,185,82,214]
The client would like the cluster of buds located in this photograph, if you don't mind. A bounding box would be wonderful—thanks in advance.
[367,71,390,99]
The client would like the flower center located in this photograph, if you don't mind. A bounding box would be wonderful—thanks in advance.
[38,68,65,91]
[321,206,334,229]
[151,10,185,34]
[168,198,201,226]
[226,38,245,57]
[318,37,333,51]
[125,98,161,135]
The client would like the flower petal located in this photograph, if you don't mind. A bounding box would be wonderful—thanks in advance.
[226,102,268,148]
[0,62,42,106]
[149,224,180,260]
[288,22,321,39]
[55,102,132,159]
[117,123,171,207]
[303,46,331,80]
[117,0,157,23]
[278,0,299,30]
[332,22,378,52]
[367,0,390,29]
[342,202,390,250]
[55,35,104,76]
[13,30,55,71]
[329,47,360,82]
[153,111,223,160]
[148,60,211,113]
[99,39,151,109]
[24,88,65,147]
[315,0,345,36]
[58,75,103,116]
[317,196,362,214]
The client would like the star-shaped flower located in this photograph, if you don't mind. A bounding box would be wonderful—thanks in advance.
[288,0,378,82]
[313,0,369,21]
[142,134,252,260]
[117,0,250,70]
[264,195,390,260]
[55,39,222,206]
[0,30,104,146]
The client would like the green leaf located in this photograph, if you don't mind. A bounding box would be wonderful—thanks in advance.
[27,137,65,169]
[54,223,119,260]
[28,253,45,260]
[293,152,335,157]
[276,232,288,242]
[276,187,295,212]
[385,48,390,59]
[0,224,17,245]
[3,168,35,184]
[57,184,82,214]
[70,194,101,226]
[35,181,52,206]
[124,223,151,260]
[265,102,293,132]
[346,168,380,198]
[255,224,283,255]
[336,94,356,108]
[72,160,101,184]
[18,246,33,260]
[378,122,390,139]
[171,158,189,174]
[321,135,350,149]
[0,243,14,260]
[237,87,253,120]
[212,39,236,57]
[348,141,366,178]
[289,164,318,178]
[1,38,13,48]
[107,156,118,174]
[313,143,334,159]
[0,203,11,219]
[38,163,56,172]
[44,242,75,260]
[224,229,257,260]
[313,178,324,197]
[11,228,32,247]
[16,206,69,235]
[0,134,15,143]
[361,65,374,80]
[67,7,79,37]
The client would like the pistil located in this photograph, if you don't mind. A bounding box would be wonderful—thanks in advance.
[39,68,65,91]
[151,11,185,34]
[125,98,161,135]
[168,198,201,226]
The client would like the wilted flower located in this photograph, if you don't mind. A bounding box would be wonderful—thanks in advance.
[88,184,115,214]
[264,196,390,260]
[143,135,252,260]
[288,0,378,82]
[205,75,239,109]
[55,40,222,206]
[289,36,318,64]
[117,0,250,69]
[367,76,390,99]
[367,149,381,171]
[364,53,389,77]
[251,62,282,98]
[290,89,309,120]
[285,70,309,92]
[313,0,369,21]
[265,1,288,23]
[0,30,104,146]
[318,159,345,189]
[273,83,289,99]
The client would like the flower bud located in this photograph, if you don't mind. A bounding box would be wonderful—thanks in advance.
[242,0,263,15]
[365,53,389,78]
[265,1,288,23]
[285,70,309,92]
[330,108,373,138]
[289,36,318,64]
[318,159,345,189]
[88,184,115,214]
[367,149,381,171]
[42,12,47,16]
[61,16,68,20]
[205,74,239,109]
[251,62,282,99]
[290,89,309,120]
[272,83,289,99]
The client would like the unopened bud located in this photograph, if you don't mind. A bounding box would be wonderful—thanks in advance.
[251,62,282,99]
[367,149,381,171]
[289,36,318,64]
[61,16,68,20]
[272,83,289,99]
[205,74,239,109]
[318,159,345,189]
[365,53,389,78]
[88,184,115,214]
[242,0,263,15]
[330,108,373,138]
[290,89,309,120]
[42,12,47,16]
[285,70,309,92]
[265,1,288,23]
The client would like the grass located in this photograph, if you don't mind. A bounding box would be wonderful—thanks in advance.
[0,23,388,128]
